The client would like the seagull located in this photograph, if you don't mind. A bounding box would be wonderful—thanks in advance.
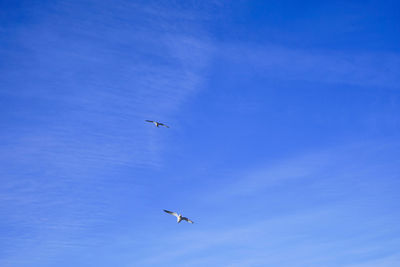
[145,120,169,128]
[163,210,194,224]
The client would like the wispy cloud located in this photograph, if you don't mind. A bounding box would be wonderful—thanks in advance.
[1,2,399,266]
[0,1,214,265]
[219,43,400,89]
[206,141,400,202]
[130,140,400,266]
[134,204,400,266]
[346,253,400,267]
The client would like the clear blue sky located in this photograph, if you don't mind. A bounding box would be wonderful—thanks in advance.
[1,1,400,266]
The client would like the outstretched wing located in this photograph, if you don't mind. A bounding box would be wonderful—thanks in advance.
[159,123,169,128]
[182,217,194,224]
[145,120,154,123]
[164,210,178,217]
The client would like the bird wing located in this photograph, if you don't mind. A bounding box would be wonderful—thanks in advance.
[182,217,194,224]
[145,120,154,123]
[164,210,178,217]
[159,123,169,128]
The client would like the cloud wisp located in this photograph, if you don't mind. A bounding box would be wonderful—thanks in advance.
[131,141,400,266]
[0,1,215,266]
[219,43,400,89]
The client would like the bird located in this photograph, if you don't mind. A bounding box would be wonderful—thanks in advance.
[145,120,169,128]
[163,210,194,224]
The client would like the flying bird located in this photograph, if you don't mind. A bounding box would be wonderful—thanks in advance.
[145,120,169,128]
[163,210,194,224]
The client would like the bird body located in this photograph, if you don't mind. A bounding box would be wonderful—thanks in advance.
[145,120,169,128]
[164,210,194,224]
[177,214,183,223]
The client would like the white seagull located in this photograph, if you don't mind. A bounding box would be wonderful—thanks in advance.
[145,120,169,128]
[163,210,194,224]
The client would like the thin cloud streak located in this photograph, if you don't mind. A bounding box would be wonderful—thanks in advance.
[0,1,215,265]
[134,205,399,266]
[122,140,400,266]
[220,43,400,89]
[206,141,400,202]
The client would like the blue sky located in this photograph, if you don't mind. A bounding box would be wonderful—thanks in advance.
[1,0,400,266]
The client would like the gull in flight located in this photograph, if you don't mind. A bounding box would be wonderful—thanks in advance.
[145,120,169,128]
[163,210,194,224]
